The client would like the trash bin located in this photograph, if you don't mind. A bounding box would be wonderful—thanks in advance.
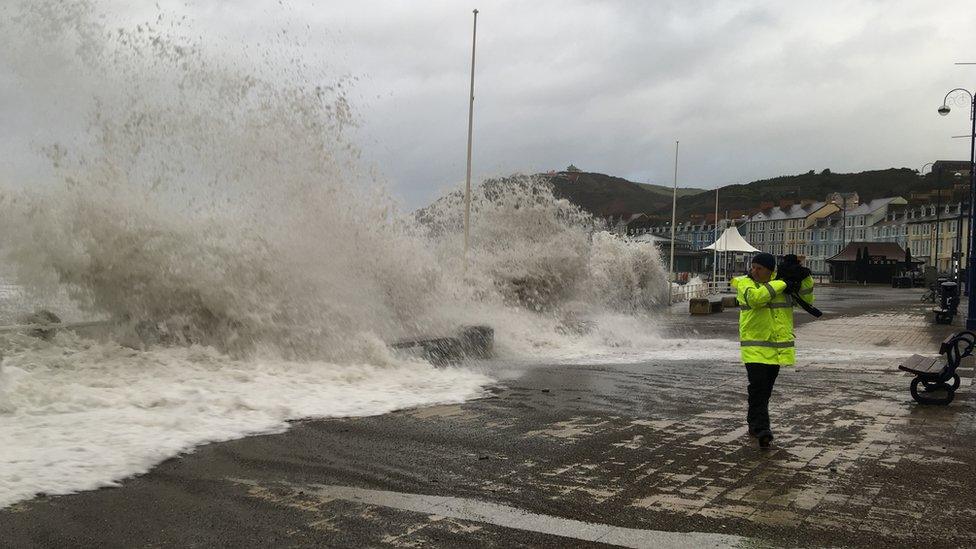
[939,281,960,314]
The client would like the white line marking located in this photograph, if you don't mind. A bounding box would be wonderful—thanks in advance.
[310,484,745,548]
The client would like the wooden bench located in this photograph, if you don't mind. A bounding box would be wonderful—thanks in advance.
[689,297,724,315]
[898,331,974,405]
[391,325,494,366]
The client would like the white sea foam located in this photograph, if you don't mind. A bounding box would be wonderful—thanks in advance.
[0,331,491,508]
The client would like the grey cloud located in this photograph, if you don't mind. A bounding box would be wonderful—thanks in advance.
[4,0,976,209]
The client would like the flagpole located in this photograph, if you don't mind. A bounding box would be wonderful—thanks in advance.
[723,209,729,283]
[668,140,679,284]
[712,187,718,289]
[463,9,478,266]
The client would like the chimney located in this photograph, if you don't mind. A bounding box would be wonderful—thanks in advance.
[800,198,815,208]
[759,201,775,210]
[779,199,795,209]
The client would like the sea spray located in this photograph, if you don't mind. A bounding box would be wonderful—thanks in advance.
[419,175,669,314]
[0,0,672,508]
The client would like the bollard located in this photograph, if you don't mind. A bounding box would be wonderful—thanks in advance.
[934,281,960,324]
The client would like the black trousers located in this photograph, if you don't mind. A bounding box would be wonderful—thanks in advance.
[745,363,780,433]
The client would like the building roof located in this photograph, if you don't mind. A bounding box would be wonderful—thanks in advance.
[751,201,830,221]
[845,197,907,216]
[903,203,964,224]
[825,241,918,263]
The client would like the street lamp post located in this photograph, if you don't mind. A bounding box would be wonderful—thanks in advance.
[935,187,942,273]
[463,9,478,265]
[842,203,847,248]
[668,140,680,282]
[938,88,976,327]
[954,172,964,280]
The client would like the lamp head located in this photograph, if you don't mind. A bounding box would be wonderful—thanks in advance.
[938,104,951,116]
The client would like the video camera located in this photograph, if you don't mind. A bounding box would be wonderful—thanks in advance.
[777,254,822,318]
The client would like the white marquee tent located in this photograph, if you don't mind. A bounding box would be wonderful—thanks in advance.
[704,226,760,285]
[704,226,759,253]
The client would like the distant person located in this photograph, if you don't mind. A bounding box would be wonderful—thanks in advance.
[730,253,815,448]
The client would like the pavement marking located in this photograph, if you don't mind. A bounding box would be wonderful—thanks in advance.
[308,484,746,548]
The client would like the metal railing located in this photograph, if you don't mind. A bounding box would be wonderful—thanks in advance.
[668,273,833,304]
[669,280,733,304]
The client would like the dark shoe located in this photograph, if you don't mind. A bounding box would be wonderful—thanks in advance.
[748,428,759,438]
[757,430,773,449]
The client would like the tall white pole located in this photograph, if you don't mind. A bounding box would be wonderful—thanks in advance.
[723,209,729,283]
[712,187,718,287]
[668,140,679,284]
[463,9,479,263]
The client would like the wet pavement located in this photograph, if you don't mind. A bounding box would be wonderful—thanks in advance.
[3,285,975,548]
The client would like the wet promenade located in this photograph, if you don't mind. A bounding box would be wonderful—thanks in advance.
[3,285,974,548]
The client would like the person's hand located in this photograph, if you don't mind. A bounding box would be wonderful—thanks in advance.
[777,264,810,294]
[784,278,802,294]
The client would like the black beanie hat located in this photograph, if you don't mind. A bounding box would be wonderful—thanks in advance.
[752,252,776,271]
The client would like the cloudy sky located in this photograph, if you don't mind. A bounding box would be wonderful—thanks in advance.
[5,1,976,208]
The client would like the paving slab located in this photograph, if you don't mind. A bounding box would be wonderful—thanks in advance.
[2,285,975,548]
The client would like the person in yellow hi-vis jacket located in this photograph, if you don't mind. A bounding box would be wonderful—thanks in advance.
[730,252,815,449]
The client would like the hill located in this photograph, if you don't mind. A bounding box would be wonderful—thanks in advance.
[635,182,708,198]
[552,168,954,220]
[548,172,704,217]
[417,167,954,223]
[670,168,927,219]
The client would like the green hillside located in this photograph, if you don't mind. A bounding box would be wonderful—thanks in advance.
[418,167,953,223]
[551,167,952,219]
[548,172,703,217]
[670,168,927,218]
[636,182,708,198]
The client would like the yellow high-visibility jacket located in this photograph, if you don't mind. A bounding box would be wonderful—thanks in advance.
[731,273,815,366]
